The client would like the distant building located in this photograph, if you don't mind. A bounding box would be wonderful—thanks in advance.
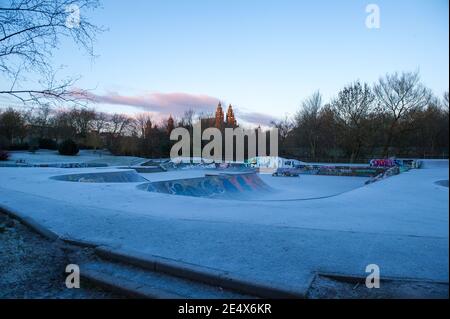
[215,102,225,128]
[167,115,174,134]
[208,102,238,129]
[225,104,237,127]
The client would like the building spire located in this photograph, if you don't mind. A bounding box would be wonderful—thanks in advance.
[215,102,224,128]
[226,104,236,126]
[167,114,174,133]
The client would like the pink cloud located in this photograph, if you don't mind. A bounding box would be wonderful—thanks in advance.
[235,111,279,126]
[83,91,220,116]
[74,90,279,126]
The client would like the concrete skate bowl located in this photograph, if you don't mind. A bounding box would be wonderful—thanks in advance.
[117,166,165,173]
[137,172,273,200]
[435,180,449,188]
[50,170,148,183]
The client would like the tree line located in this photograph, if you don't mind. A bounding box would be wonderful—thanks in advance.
[274,71,449,163]
[0,70,448,162]
[1,3,448,163]
[0,106,175,158]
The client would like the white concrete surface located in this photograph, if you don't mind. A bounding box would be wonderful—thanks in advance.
[0,159,448,292]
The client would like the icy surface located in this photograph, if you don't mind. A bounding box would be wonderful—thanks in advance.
[0,159,448,291]
[7,150,147,166]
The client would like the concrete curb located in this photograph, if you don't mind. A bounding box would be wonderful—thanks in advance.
[1,204,310,298]
[318,271,450,285]
[0,205,59,241]
[60,236,100,249]
[0,205,102,248]
[81,268,184,299]
[95,246,308,299]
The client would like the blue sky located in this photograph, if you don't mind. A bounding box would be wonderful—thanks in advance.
[2,0,449,125]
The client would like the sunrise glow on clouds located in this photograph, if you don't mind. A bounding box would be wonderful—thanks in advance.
[84,90,280,126]
[1,0,447,127]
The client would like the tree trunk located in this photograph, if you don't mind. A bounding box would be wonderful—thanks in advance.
[383,120,397,157]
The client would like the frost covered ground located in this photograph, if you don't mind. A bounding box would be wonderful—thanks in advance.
[0,213,120,299]
[4,149,147,166]
[0,151,448,297]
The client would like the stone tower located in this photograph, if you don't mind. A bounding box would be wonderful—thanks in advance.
[226,104,237,126]
[215,102,224,128]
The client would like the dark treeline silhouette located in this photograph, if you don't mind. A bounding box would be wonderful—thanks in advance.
[274,71,449,163]
[0,71,448,162]
[0,104,274,160]
[0,106,175,158]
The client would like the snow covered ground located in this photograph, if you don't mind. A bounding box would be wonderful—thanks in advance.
[0,155,448,295]
[5,149,147,166]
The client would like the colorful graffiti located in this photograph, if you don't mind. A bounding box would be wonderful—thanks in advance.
[272,168,301,177]
[138,173,272,199]
[365,166,401,184]
[369,158,422,170]
[369,159,397,168]
[294,165,386,177]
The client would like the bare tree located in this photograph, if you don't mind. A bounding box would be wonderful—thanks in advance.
[69,107,95,137]
[0,0,102,105]
[91,111,108,133]
[301,91,323,115]
[0,107,27,142]
[51,108,75,141]
[271,115,293,142]
[374,71,432,156]
[108,113,132,138]
[180,109,195,128]
[25,103,53,137]
[332,81,375,162]
[443,91,449,113]
[294,91,324,161]
[133,113,153,138]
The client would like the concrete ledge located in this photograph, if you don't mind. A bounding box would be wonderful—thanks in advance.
[95,246,308,299]
[81,268,184,299]
[0,205,59,241]
[60,236,100,249]
[0,204,104,247]
[0,205,309,298]
[318,271,450,285]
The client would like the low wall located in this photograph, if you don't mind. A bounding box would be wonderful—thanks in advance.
[295,165,386,177]
[117,166,165,173]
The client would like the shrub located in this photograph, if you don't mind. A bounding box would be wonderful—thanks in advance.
[9,143,29,151]
[58,139,79,156]
[0,149,9,161]
[28,138,39,153]
[0,136,10,150]
[28,145,39,153]
[38,138,58,150]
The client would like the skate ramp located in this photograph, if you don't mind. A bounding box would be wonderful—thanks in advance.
[137,172,369,201]
[435,180,449,188]
[118,166,165,173]
[51,170,148,183]
[137,172,272,199]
